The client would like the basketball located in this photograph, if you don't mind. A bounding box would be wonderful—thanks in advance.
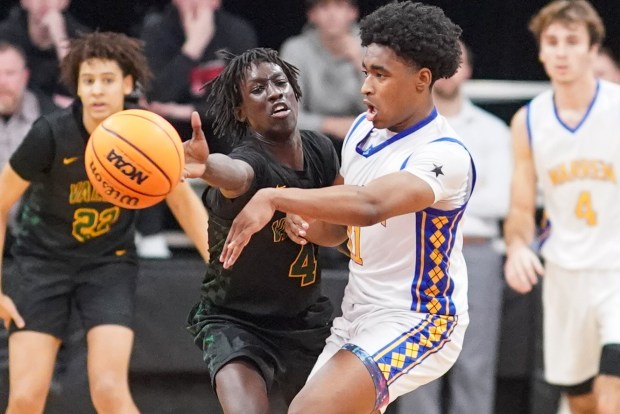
[84,109,185,209]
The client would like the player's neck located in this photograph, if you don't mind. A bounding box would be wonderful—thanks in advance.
[552,75,597,111]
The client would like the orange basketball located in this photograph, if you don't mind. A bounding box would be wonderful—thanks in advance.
[84,109,185,209]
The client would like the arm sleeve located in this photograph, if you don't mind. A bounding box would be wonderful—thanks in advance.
[404,141,472,208]
[9,117,55,182]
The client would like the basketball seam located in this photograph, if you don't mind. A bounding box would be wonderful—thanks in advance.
[90,133,169,198]
[100,122,177,190]
[110,111,183,173]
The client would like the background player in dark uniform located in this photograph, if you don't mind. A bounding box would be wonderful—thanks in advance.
[0,32,209,414]
[183,48,340,414]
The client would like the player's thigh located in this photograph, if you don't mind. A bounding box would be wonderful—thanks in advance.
[7,256,73,336]
[86,324,134,382]
[349,309,468,409]
[8,331,61,393]
[74,259,138,331]
[543,263,600,385]
[290,348,378,414]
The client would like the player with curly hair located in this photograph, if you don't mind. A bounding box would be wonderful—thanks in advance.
[0,31,209,413]
[215,2,475,413]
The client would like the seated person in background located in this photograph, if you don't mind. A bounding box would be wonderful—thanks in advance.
[0,41,57,257]
[280,0,366,157]
[0,0,90,107]
[138,0,257,257]
[593,46,620,84]
[140,0,257,153]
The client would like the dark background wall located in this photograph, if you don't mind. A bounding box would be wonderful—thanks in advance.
[3,0,619,81]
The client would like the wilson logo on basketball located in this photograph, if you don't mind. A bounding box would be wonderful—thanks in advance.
[88,161,140,208]
[106,149,150,185]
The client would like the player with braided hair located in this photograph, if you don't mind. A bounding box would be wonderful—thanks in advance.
[183,47,340,414]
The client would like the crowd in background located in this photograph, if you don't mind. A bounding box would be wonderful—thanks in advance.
[1,1,619,414]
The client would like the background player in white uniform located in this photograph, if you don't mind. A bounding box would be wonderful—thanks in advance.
[504,1,620,413]
[212,2,475,413]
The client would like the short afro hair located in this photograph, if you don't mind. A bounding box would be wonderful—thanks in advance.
[205,48,302,142]
[359,1,462,84]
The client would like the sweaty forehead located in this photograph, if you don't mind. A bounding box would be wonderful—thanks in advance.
[244,61,284,81]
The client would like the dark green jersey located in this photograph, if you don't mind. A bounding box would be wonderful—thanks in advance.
[9,102,137,260]
[202,130,339,319]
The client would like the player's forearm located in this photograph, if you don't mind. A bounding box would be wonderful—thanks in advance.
[266,185,386,228]
[166,183,210,262]
[202,154,253,198]
[503,208,536,250]
[304,221,348,247]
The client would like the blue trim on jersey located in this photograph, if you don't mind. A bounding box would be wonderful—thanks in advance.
[355,108,439,158]
[411,208,464,315]
[343,113,368,150]
[552,80,600,133]
[371,314,458,387]
[525,102,533,146]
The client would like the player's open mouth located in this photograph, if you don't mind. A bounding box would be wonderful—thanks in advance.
[271,102,290,119]
[365,104,377,121]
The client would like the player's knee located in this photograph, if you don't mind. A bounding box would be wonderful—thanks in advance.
[89,375,130,410]
[7,387,47,414]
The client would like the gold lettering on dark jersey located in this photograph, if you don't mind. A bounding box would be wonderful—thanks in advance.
[272,218,288,243]
[548,159,616,186]
[69,180,106,204]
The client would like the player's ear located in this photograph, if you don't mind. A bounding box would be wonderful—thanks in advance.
[416,67,432,91]
[123,75,134,95]
[234,107,246,123]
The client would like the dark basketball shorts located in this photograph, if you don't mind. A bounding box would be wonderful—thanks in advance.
[6,255,138,338]
[186,297,333,403]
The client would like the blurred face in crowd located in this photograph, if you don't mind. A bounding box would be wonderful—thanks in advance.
[593,51,620,84]
[433,42,471,100]
[0,46,29,116]
[20,0,70,22]
[538,21,598,84]
[77,58,133,132]
[308,0,358,38]
[173,0,221,14]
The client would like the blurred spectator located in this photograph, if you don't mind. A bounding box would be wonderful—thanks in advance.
[0,0,90,107]
[140,0,257,151]
[397,41,511,414]
[138,0,257,259]
[0,41,56,257]
[593,46,620,84]
[280,0,365,157]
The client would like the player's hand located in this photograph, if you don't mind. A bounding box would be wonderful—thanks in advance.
[0,293,25,330]
[183,111,210,179]
[285,214,310,245]
[220,189,276,269]
[504,243,544,293]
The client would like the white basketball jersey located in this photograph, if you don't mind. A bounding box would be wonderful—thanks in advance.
[528,80,620,269]
[340,109,475,316]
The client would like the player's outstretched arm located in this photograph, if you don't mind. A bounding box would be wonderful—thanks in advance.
[503,107,544,294]
[220,170,435,268]
[0,165,30,329]
[183,111,254,199]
